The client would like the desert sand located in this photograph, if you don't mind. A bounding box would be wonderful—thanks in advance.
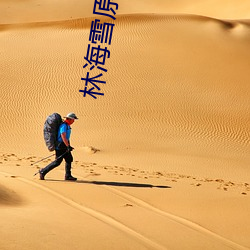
[0,1,250,249]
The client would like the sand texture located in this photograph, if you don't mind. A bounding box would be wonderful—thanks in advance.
[1,1,250,249]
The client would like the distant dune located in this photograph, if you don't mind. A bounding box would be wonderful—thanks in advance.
[1,0,250,24]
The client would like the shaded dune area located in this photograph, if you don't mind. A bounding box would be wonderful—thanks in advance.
[0,183,23,206]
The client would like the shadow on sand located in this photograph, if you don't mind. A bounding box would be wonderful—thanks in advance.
[78,180,171,189]
[47,179,171,189]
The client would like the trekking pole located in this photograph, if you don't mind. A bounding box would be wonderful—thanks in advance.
[33,151,69,176]
[31,153,55,166]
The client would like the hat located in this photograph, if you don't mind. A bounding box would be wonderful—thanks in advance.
[64,112,78,120]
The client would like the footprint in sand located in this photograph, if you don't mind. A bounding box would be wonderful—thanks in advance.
[124,203,133,207]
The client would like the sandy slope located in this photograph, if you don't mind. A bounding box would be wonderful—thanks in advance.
[1,1,250,250]
[1,158,250,250]
[1,14,250,180]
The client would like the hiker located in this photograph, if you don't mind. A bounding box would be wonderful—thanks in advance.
[39,112,78,181]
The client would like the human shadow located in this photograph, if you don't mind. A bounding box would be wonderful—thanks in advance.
[45,178,171,189]
[76,180,171,189]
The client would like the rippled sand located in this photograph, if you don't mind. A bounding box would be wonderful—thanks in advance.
[1,1,250,249]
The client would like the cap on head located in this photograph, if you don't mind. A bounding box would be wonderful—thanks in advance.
[64,112,78,120]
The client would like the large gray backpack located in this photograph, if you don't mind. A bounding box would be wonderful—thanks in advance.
[43,113,63,151]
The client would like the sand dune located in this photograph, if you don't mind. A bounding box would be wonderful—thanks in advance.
[1,0,250,24]
[1,14,249,179]
[1,2,250,250]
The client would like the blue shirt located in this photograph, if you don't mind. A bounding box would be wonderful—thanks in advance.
[57,122,71,143]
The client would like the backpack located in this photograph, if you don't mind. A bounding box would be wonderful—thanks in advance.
[43,113,63,151]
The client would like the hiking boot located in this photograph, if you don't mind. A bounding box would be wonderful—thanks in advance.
[39,170,45,180]
[65,175,77,181]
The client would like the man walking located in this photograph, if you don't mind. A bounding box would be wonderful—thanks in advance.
[39,112,78,181]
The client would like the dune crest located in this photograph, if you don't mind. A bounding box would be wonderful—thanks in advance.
[1,13,250,29]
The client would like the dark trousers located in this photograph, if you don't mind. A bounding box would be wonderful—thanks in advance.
[41,149,73,177]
